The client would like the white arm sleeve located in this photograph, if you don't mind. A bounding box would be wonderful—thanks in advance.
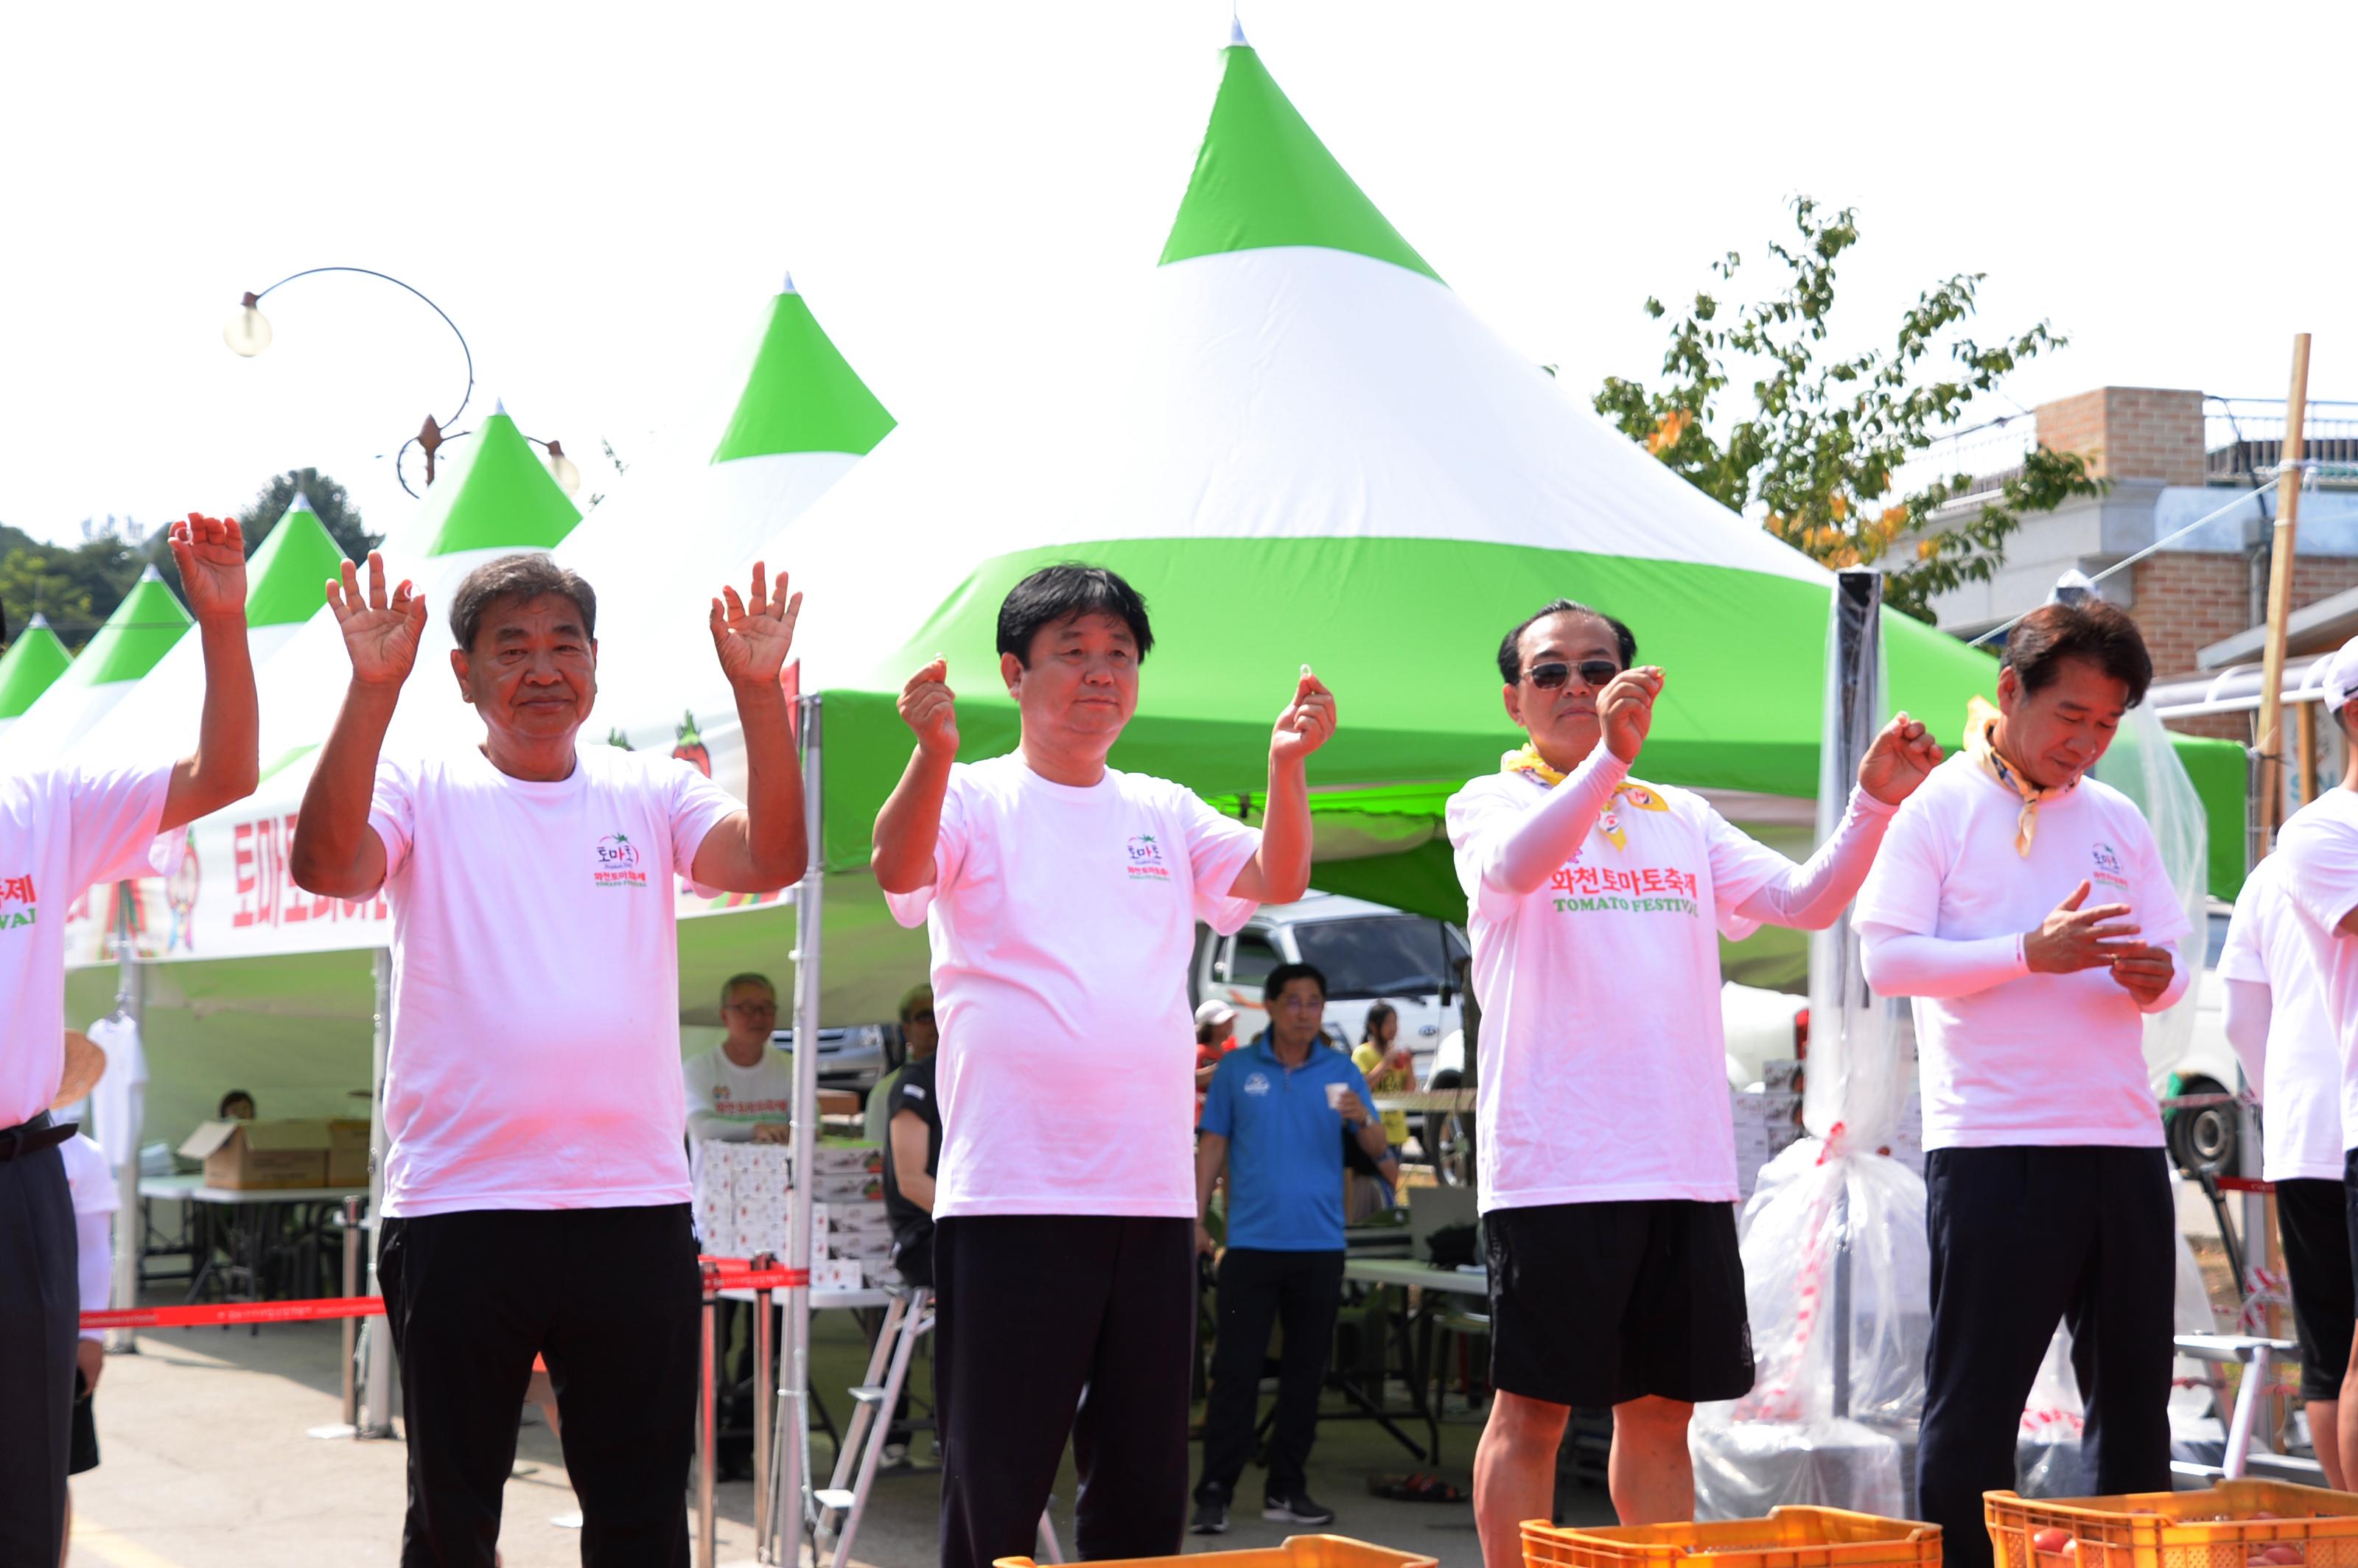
[2222,978,2270,1099]
[1859,923,2029,999]
[1477,749,1631,897]
[77,1211,111,1340]
[1729,788,1899,931]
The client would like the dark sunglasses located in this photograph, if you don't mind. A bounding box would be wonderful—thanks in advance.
[1526,659,1620,691]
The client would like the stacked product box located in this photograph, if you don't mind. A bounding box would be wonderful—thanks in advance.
[1732,1068,1805,1200]
[692,1138,894,1287]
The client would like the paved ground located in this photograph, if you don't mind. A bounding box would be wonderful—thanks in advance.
[69,1296,1596,1567]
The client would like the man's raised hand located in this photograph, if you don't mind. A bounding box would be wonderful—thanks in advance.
[710,561,802,687]
[326,553,427,688]
[1858,711,1944,805]
[171,513,248,622]
[899,657,959,757]
[1270,666,1337,766]
[2023,880,2140,974]
[1600,666,1665,763]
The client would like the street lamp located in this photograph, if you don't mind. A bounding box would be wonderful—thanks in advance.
[223,267,578,497]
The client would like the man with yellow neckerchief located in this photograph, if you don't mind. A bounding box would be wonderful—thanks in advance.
[1857,601,2186,1568]
[1446,598,1939,1555]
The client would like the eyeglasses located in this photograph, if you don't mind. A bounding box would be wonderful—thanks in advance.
[724,1001,779,1016]
[1526,659,1620,691]
[906,1009,935,1026]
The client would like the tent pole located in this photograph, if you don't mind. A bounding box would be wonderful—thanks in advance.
[770,692,823,1564]
[357,946,396,1438]
[2255,333,2312,858]
[105,881,145,1355]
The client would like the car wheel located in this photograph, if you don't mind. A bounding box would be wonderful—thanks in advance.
[1423,1069,1477,1189]
[2166,1077,2238,1177]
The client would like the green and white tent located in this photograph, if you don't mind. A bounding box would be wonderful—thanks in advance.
[569,272,895,772]
[0,614,73,746]
[5,568,191,761]
[760,27,2243,1017]
[71,493,349,773]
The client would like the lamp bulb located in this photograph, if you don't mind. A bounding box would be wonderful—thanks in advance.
[224,294,272,357]
[548,448,581,497]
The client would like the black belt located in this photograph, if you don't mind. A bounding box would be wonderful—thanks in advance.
[0,1112,75,1162]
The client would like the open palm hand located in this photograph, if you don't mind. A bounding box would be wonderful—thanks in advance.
[710,561,802,687]
[326,553,427,687]
[171,513,248,622]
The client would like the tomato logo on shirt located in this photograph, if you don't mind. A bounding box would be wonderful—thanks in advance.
[2091,841,2129,892]
[1125,834,1172,882]
[592,833,648,889]
[0,872,35,931]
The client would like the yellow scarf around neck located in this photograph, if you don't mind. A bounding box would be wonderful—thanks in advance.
[1963,695,2072,855]
[1500,743,1667,851]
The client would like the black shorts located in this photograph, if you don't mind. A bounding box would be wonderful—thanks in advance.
[1483,1199,1754,1408]
[2285,1177,2355,1401]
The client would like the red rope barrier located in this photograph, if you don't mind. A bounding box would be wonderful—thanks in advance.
[81,1264,813,1330]
[82,1296,387,1331]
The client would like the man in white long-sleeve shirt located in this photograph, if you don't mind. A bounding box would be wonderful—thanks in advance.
[1857,601,2186,1568]
[2269,637,2358,1483]
[1448,598,1939,1553]
[2219,850,2351,1488]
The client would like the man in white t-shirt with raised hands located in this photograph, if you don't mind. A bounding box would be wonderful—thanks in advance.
[2270,636,2358,1481]
[1856,600,2187,1568]
[870,562,1335,1568]
[683,971,794,1147]
[2220,848,2354,1488]
[1449,597,1938,1553]
[290,550,808,1567]
[0,513,258,1568]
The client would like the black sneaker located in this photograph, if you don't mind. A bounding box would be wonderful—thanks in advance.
[1190,1495,1230,1535]
[1263,1488,1336,1525]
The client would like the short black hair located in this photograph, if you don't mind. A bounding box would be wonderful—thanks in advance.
[1263,962,1328,1006]
[996,563,1153,667]
[1497,599,1638,684]
[720,973,774,1005]
[449,553,598,654]
[2003,601,2152,708]
[218,1089,255,1116]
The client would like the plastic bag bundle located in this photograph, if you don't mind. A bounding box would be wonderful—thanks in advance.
[1694,573,1932,1518]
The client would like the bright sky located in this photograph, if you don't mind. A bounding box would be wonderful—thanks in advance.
[4,0,2352,547]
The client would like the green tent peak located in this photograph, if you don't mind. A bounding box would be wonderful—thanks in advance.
[69,569,191,688]
[0,615,72,718]
[244,495,350,627]
[421,408,583,557]
[1159,43,1442,284]
[710,286,897,463]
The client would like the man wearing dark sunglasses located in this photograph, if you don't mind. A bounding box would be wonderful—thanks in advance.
[1449,597,1939,1554]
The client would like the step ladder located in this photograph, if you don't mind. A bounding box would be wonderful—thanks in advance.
[811,1286,1063,1568]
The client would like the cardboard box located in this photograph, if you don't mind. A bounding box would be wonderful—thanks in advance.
[177,1119,333,1190]
[326,1119,370,1186]
[812,1172,885,1203]
[811,1259,864,1292]
[811,1139,884,1175]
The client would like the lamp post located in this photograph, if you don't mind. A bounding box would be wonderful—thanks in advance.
[223,267,581,498]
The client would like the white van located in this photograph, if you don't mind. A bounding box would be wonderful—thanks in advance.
[1188,893,1469,1071]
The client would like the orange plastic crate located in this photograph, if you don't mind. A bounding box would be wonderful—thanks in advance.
[995,1533,1435,1568]
[1522,1505,1941,1568]
[1985,1480,2358,1568]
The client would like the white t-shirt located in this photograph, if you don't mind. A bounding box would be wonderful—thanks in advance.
[60,1131,119,1340]
[2219,853,2351,1179]
[85,1012,148,1170]
[885,753,1262,1219]
[369,744,741,1217]
[2274,787,2358,1135]
[1445,769,1802,1211]
[1855,752,2188,1150]
[683,1044,797,1143]
[0,764,174,1127]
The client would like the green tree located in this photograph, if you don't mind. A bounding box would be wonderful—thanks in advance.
[0,519,148,648]
[1594,197,2103,620]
